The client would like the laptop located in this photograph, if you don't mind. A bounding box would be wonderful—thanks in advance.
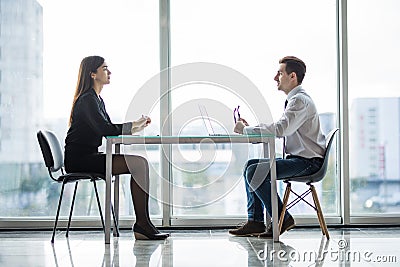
[198,104,232,136]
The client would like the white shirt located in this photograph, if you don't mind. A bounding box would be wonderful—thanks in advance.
[244,85,326,159]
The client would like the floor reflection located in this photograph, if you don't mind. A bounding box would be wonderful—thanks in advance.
[131,239,167,267]
[51,239,74,267]
[228,236,296,266]
[1,228,399,267]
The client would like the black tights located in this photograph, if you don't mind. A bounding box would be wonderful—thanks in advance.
[112,155,158,234]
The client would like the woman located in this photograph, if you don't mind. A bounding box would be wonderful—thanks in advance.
[64,56,168,240]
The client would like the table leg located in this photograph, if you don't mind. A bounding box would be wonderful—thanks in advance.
[105,139,113,244]
[113,144,120,237]
[266,138,279,242]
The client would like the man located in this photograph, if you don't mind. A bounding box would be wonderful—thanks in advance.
[229,56,326,238]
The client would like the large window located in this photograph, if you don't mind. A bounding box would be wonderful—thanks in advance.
[170,0,339,218]
[348,0,400,215]
[6,0,400,227]
[0,0,160,220]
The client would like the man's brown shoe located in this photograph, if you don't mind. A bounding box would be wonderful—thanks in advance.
[228,221,266,237]
[258,216,295,238]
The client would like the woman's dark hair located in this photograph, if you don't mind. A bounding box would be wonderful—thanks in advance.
[279,56,306,84]
[69,56,104,125]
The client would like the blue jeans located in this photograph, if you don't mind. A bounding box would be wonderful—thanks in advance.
[244,156,322,223]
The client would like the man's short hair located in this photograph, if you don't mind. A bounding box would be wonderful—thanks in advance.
[279,56,306,84]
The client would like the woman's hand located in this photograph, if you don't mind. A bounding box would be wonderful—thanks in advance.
[131,115,151,134]
[144,116,151,126]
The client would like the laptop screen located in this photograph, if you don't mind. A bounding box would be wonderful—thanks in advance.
[198,104,215,135]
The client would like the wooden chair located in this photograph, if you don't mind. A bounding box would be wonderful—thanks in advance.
[279,128,339,240]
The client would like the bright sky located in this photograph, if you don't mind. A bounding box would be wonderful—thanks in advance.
[39,0,159,121]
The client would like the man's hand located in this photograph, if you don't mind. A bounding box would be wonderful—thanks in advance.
[234,118,249,134]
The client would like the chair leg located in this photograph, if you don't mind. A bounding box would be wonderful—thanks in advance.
[51,183,66,243]
[279,183,291,232]
[93,180,106,233]
[66,182,79,238]
[111,204,120,237]
[310,184,330,239]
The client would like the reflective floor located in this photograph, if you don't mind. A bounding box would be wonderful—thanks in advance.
[0,227,399,266]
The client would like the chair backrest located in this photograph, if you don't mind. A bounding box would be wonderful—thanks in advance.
[37,130,64,173]
[287,128,339,183]
[317,128,339,179]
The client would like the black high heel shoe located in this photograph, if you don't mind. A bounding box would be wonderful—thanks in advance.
[149,223,170,237]
[133,223,169,240]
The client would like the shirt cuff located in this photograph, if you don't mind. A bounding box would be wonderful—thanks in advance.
[243,126,260,135]
[122,122,133,135]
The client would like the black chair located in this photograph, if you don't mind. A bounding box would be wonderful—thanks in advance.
[37,130,118,242]
[279,128,339,240]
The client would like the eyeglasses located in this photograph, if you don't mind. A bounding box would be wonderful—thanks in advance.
[233,105,241,123]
